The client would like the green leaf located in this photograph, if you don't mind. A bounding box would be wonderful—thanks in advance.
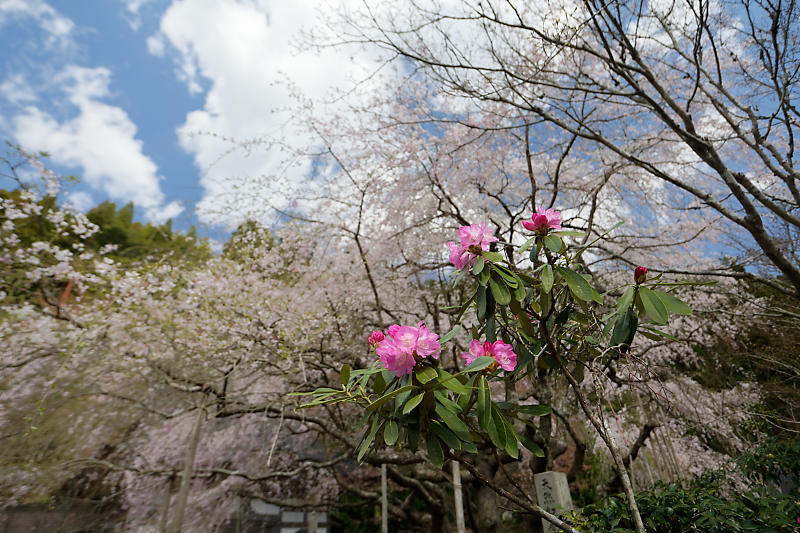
[440,325,461,344]
[384,420,399,446]
[616,286,635,313]
[435,402,471,441]
[487,406,507,449]
[556,267,595,302]
[639,326,679,342]
[552,230,586,236]
[461,440,478,454]
[340,364,351,387]
[472,255,485,275]
[513,281,526,302]
[655,290,692,315]
[407,425,419,452]
[426,435,445,468]
[502,417,519,459]
[288,387,338,396]
[482,251,504,263]
[489,275,512,306]
[477,376,490,430]
[591,287,604,305]
[518,236,537,255]
[610,306,638,349]
[451,292,477,326]
[373,371,386,396]
[477,285,487,320]
[393,389,412,412]
[434,390,463,414]
[416,366,438,384]
[542,264,554,293]
[478,267,491,286]
[515,404,552,416]
[403,393,425,415]
[509,298,536,338]
[465,356,495,373]
[367,385,416,411]
[430,421,461,450]
[544,234,563,253]
[491,264,519,287]
[519,434,545,457]
[485,313,496,342]
[638,286,669,325]
[358,419,382,462]
[437,369,469,395]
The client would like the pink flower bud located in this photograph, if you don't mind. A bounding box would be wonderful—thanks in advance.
[368,330,384,348]
[634,266,648,284]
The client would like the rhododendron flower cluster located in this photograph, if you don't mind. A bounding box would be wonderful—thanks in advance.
[446,223,498,269]
[462,339,518,371]
[521,207,562,234]
[373,323,442,377]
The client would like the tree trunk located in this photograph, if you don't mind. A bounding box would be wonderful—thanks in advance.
[169,405,206,533]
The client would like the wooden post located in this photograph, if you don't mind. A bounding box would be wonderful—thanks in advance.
[452,461,466,533]
[381,463,388,533]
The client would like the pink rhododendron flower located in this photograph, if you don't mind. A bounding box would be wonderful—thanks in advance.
[491,341,518,371]
[462,339,490,366]
[376,340,417,377]
[461,339,518,371]
[368,330,384,348]
[446,222,498,270]
[522,207,562,234]
[634,266,648,284]
[374,322,442,377]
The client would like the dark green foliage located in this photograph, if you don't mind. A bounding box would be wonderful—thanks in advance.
[330,492,424,533]
[737,437,800,486]
[84,201,209,263]
[569,472,800,532]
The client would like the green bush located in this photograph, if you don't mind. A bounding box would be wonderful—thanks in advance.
[568,473,800,532]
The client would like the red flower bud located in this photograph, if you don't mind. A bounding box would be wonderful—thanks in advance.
[634,266,648,284]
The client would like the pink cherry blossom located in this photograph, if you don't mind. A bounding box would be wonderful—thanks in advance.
[374,322,442,376]
[521,207,562,234]
[446,222,498,269]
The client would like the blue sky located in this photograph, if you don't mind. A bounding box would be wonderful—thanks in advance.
[0,0,377,241]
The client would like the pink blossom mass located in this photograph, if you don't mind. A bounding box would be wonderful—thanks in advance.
[446,222,498,269]
[375,322,442,377]
[521,207,562,234]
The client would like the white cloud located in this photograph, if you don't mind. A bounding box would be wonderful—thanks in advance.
[121,0,151,30]
[0,0,75,48]
[0,74,37,104]
[148,0,383,228]
[66,191,94,212]
[146,34,166,56]
[12,65,183,223]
